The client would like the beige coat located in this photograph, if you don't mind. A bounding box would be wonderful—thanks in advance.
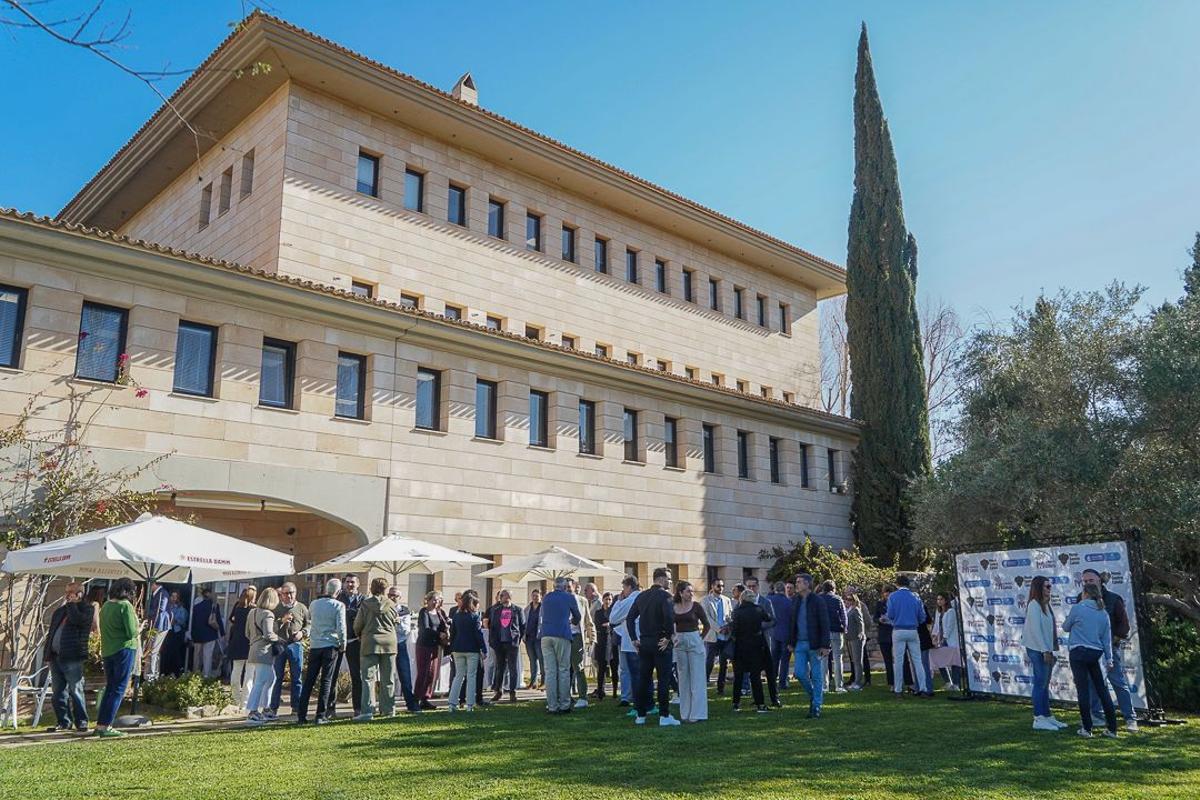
[353,595,398,656]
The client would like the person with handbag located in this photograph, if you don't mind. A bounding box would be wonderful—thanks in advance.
[189,587,225,679]
[226,586,257,710]
[244,587,283,725]
[354,577,399,721]
[413,591,445,710]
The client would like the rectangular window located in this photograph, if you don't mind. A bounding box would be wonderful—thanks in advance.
[595,343,609,359]
[682,269,695,302]
[799,443,810,488]
[702,424,716,474]
[357,152,380,197]
[594,238,608,273]
[526,213,543,252]
[625,249,638,283]
[623,408,639,461]
[757,294,768,327]
[562,335,576,350]
[664,416,679,468]
[709,278,720,311]
[761,386,772,399]
[578,400,597,455]
[448,184,467,226]
[828,448,840,490]
[172,321,218,397]
[0,285,27,369]
[655,260,668,293]
[626,352,640,366]
[734,287,745,319]
[737,430,751,479]
[783,391,795,404]
[561,224,576,262]
[529,390,549,448]
[685,366,697,381]
[258,338,295,409]
[336,352,367,420]
[475,379,498,439]
[75,302,127,383]
[443,305,463,321]
[415,367,441,430]
[350,281,374,299]
[400,293,421,310]
[218,166,233,215]
[655,359,668,372]
[404,168,424,212]
[524,324,542,340]
[779,302,791,334]
[736,379,748,393]
[239,149,255,198]
[711,373,724,387]
[486,316,503,331]
[488,198,505,239]
[198,183,212,231]
[769,437,782,484]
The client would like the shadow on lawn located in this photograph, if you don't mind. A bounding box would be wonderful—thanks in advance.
[325,687,1198,798]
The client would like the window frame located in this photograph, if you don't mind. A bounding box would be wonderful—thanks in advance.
[702,423,716,474]
[350,280,375,299]
[594,237,608,274]
[708,277,721,311]
[779,302,791,335]
[75,301,128,384]
[623,408,640,462]
[737,430,751,479]
[526,213,543,253]
[663,416,680,468]
[400,293,422,310]
[443,304,464,321]
[172,320,218,398]
[655,259,668,293]
[799,443,811,488]
[769,437,782,484]
[529,389,550,448]
[239,149,255,198]
[734,286,745,320]
[578,399,597,455]
[356,151,380,197]
[561,223,576,262]
[625,248,639,284]
[757,294,768,327]
[0,284,28,369]
[258,337,296,410]
[682,268,695,303]
[487,197,506,239]
[218,166,233,216]
[335,351,368,420]
[198,183,212,231]
[404,168,425,212]
[415,367,443,431]
[475,378,499,439]
[447,183,468,227]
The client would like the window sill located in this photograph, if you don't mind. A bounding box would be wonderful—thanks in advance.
[739,477,756,482]
[621,459,646,467]
[527,445,555,453]
[663,466,686,473]
[70,377,125,390]
[471,436,504,445]
[169,391,218,403]
[333,415,371,425]
[576,452,603,460]
[0,366,23,375]
[411,427,447,436]
[256,404,299,414]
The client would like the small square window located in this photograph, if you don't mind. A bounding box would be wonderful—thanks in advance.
[404,169,424,212]
[350,281,374,299]
[486,315,503,331]
[595,343,610,359]
[783,391,795,404]
[443,305,463,321]
[524,324,543,341]
[562,335,577,350]
[736,379,748,393]
[655,359,669,372]
[761,386,772,399]
[400,293,422,310]
[685,366,697,381]
[711,373,723,387]
[626,352,640,366]
[357,152,380,197]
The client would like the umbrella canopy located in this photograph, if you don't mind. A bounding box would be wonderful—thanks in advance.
[301,534,490,583]
[474,546,625,583]
[0,513,294,584]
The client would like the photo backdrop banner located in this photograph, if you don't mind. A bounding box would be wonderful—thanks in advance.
[955,539,1147,709]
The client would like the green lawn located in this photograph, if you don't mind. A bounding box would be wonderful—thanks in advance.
[3,682,1197,800]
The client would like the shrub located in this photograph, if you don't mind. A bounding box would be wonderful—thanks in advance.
[1146,609,1200,712]
[141,673,232,712]
[761,536,898,611]
[335,670,352,703]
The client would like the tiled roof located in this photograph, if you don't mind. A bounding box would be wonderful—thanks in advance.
[58,11,846,280]
[0,208,859,430]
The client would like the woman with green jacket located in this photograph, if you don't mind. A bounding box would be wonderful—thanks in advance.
[95,577,141,737]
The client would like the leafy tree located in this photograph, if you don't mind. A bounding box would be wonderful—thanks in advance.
[845,25,932,567]
[761,536,897,611]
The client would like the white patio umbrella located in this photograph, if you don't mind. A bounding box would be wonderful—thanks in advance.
[473,546,625,583]
[301,534,490,584]
[0,512,294,584]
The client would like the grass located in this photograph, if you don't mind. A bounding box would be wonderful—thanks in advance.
[2,681,1197,800]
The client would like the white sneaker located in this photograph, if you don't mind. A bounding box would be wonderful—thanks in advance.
[1077,727,1093,738]
[944,683,958,691]
[1032,717,1060,731]
[848,684,862,691]
[834,687,848,694]
[659,715,681,727]
[1126,719,1140,733]
[352,713,374,722]
[1102,729,1118,739]
[1051,717,1070,729]
[574,699,588,709]
[634,716,646,725]
[670,695,680,705]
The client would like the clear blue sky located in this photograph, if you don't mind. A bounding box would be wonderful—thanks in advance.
[2,1,1197,322]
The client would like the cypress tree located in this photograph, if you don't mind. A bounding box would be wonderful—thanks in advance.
[845,24,932,566]
[1185,231,1200,300]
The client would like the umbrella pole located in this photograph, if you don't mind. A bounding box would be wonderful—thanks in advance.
[130,564,157,715]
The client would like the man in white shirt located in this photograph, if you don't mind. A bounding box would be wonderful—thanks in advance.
[700,579,734,695]
[607,575,642,707]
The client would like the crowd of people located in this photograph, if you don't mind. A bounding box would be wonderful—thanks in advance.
[38,566,1139,739]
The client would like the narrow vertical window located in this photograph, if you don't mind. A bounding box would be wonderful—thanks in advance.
[258,338,296,409]
[709,278,720,311]
[734,287,745,319]
[655,260,668,293]
[578,400,597,455]
[448,184,467,226]
[198,183,212,231]
[663,416,679,468]
[218,166,233,215]
[594,238,608,274]
[488,198,505,239]
[357,151,380,197]
[173,321,218,397]
[239,149,255,198]
[0,285,27,369]
[737,430,751,479]
[529,390,549,448]
[769,437,782,484]
[336,352,367,420]
[702,424,716,474]
[799,443,811,488]
[526,213,543,252]
[404,168,424,212]
[415,367,441,430]
[625,249,638,283]
[623,408,639,461]
[779,302,791,334]
[561,224,576,262]
[828,448,840,490]
[475,379,498,439]
[76,302,127,383]
[757,294,768,327]
[682,269,695,302]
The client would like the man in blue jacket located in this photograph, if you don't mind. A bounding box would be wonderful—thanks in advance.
[884,575,928,695]
[789,574,831,718]
[540,577,581,714]
[768,582,795,694]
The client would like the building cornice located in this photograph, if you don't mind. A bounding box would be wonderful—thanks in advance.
[0,210,860,437]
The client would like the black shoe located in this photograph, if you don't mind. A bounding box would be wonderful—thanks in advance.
[619,700,630,707]
[491,690,503,702]
[419,700,436,710]
[772,700,783,708]
[508,691,517,702]
[478,699,493,707]
[45,725,70,732]
[732,705,741,712]
[295,718,308,725]
[756,706,769,714]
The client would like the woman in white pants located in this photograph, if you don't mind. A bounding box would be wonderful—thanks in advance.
[672,581,711,723]
[243,587,282,725]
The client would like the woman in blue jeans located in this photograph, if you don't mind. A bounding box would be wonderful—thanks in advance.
[1022,576,1067,731]
[95,578,141,737]
[1063,583,1118,738]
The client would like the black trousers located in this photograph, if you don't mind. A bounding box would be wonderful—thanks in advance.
[595,644,618,694]
[761,638,779,703]
[491,641,520,692]
[331,640,362,715]
[879,639,894,688]
[296,646,339,722]
[733,664,765,708]
[636,641,673,718]
[1070,647,1117,733]
[705,640,731,693]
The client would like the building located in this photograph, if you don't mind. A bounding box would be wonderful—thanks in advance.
[0,13,856,605]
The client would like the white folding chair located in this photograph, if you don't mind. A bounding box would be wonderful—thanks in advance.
[1,665,52,730]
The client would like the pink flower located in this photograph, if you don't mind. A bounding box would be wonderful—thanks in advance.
[118,353,130,364]
[78,331,88,341]
[135,388,149,398]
